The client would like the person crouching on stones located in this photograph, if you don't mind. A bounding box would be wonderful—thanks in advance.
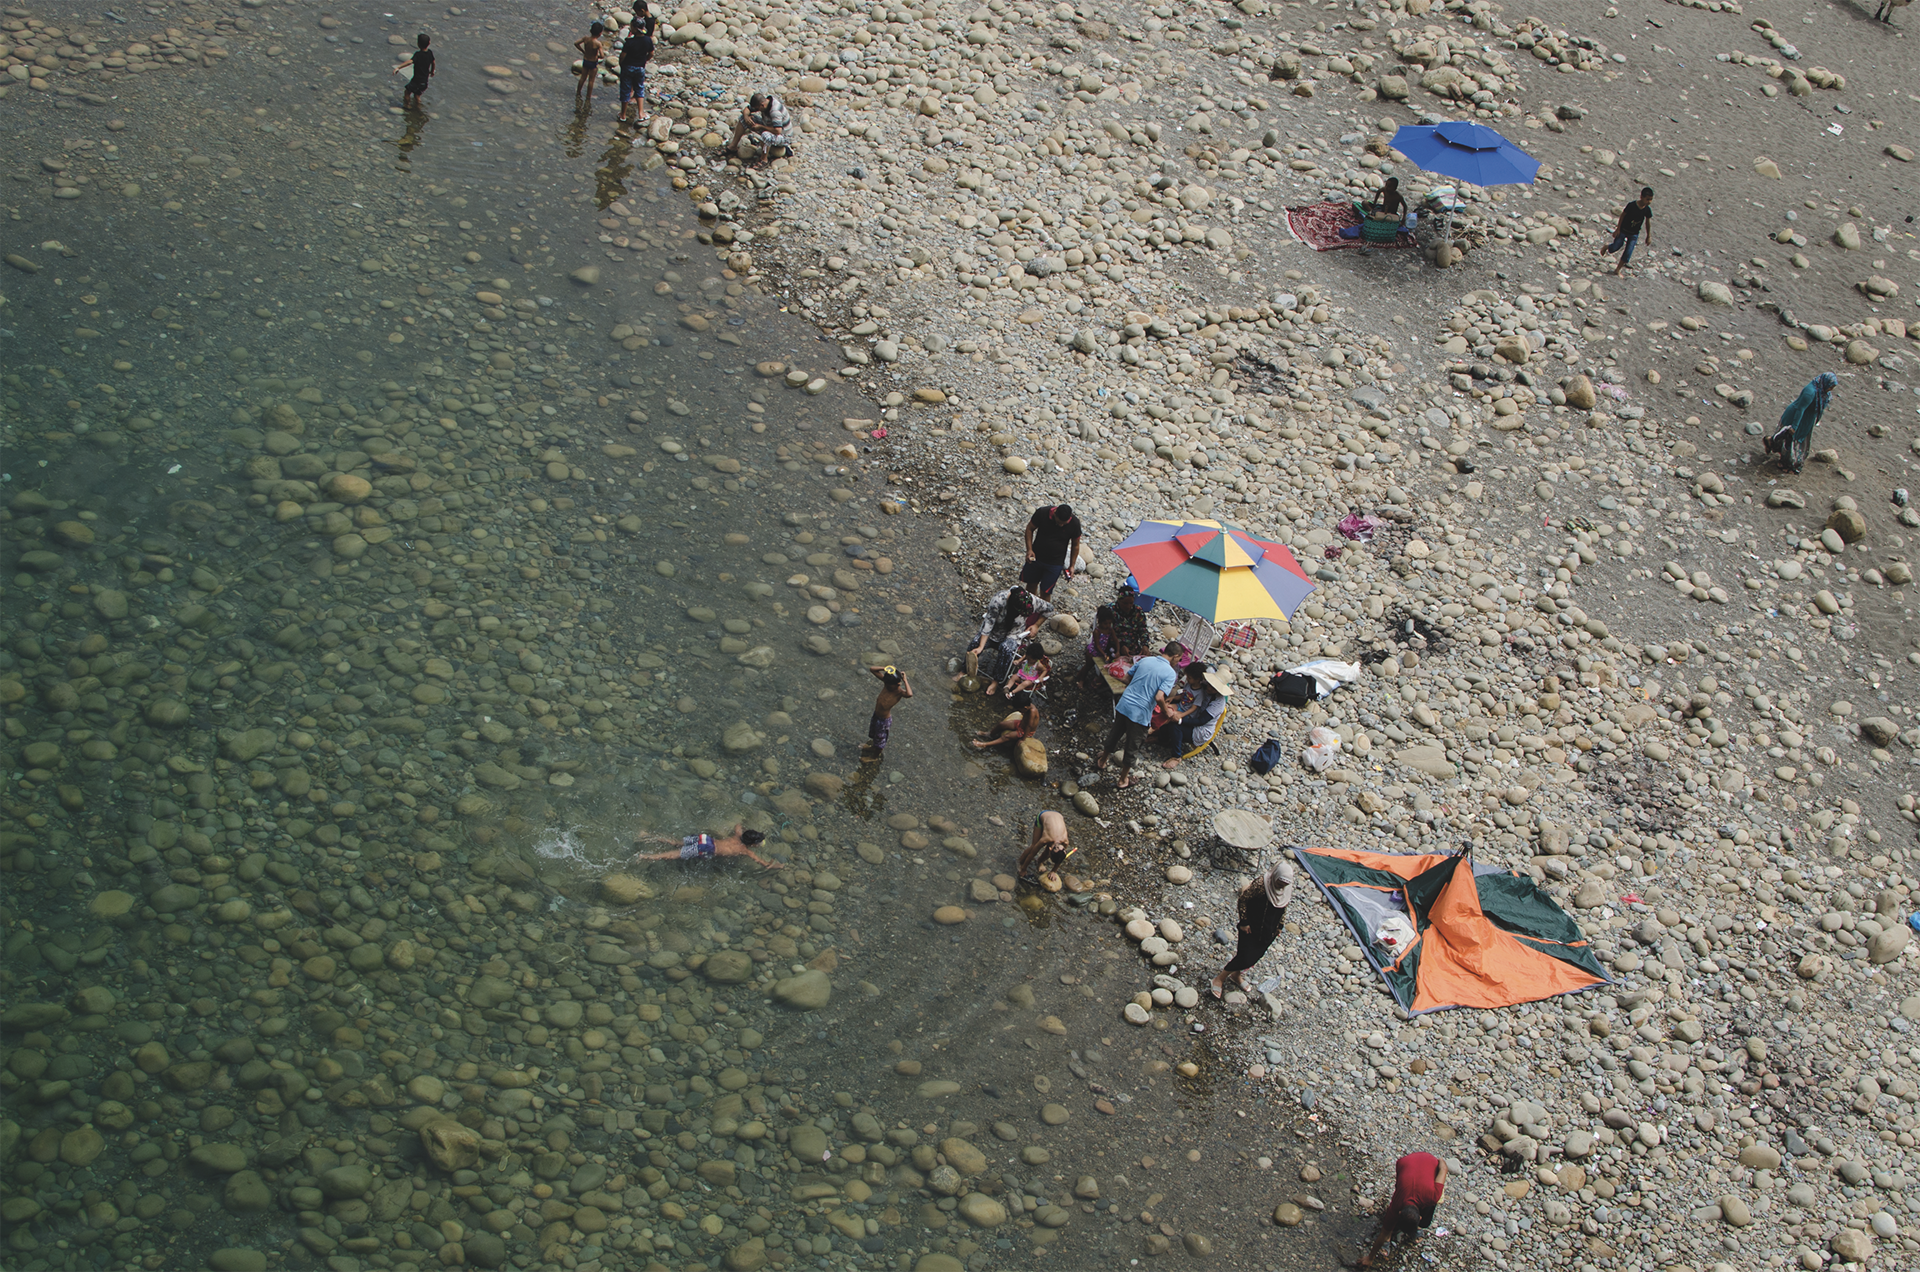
[1355,1151,1448,1267]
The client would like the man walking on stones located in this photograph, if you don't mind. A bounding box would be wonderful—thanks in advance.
[1021,503,1082,600]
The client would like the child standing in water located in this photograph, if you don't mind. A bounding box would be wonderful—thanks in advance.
[574,22,605,107]
[862,665,913,762]
[393,33,434,108]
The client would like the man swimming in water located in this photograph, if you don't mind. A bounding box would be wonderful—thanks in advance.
[634,824,785,869]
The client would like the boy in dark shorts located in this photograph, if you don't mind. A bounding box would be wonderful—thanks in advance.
[393,33,434,108]
[574,22,606,106]
[616,13,654,128]
[634,825,784,870]
[862,664,913,762]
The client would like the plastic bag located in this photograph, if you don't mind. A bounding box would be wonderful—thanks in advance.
[1374,912,1418,954]
[1302,726,1341,772]
[1336,513,1382,542]
[1286,659,1362,699]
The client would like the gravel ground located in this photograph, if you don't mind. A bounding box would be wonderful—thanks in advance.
[678,0,1920,1268]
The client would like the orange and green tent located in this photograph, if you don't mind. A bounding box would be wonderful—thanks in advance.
[1292,846,1608,1014]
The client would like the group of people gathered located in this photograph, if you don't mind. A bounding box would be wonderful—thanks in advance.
[570,5,793,161]
[957,505,1232,790]
[626,499,1450,1264]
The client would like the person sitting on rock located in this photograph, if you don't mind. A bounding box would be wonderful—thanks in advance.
[634,824,784,869]
[972,692,1040,750]
[727,92,793,163]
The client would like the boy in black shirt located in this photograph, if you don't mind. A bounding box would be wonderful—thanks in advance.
[1603,187,1654,276]
[616,11,655,128]
[393,33,434,108]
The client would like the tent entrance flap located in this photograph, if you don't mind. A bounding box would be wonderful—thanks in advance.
[1292,846,1608,1014]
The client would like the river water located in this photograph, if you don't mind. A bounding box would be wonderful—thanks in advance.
[0,3,1362,1270]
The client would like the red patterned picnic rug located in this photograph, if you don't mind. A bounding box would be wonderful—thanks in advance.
[1285,201,1414,251]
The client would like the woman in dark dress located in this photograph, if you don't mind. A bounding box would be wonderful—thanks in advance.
[1210,860,1294,998]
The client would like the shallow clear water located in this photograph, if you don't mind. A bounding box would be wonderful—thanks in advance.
[0,4,1362,1269]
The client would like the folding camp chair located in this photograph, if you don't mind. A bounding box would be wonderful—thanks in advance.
[1175,699,1227,761]
[1173,613,1217,667]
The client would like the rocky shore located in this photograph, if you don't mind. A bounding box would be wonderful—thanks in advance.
[660,0,1920,1269]
[2,1,1918,1272]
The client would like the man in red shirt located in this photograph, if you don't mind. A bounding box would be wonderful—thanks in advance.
[1356,1151,1447,1267]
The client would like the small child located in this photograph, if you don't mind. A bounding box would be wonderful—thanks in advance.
[1016,810,1075,892]
[574,22,606,105]
[393,33,434,108]
[862,664,913,762]
[999,641,1050,700]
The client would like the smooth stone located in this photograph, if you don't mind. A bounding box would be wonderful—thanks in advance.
[421,1121,479,1171]
[704,950,754,983]
[319,1164,373,1199]
[957,1191,1007,1227]
[59,1127,105,1167]
[189,1144,248,1173]
[88,891,136,919]
[773,969,831,1010]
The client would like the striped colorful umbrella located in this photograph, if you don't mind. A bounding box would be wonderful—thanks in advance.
[1111,518,1315,621]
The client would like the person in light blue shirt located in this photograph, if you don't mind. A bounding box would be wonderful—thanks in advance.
[1096,642,1181,788]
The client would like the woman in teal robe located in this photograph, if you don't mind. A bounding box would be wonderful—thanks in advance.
[1764,372,1838,473]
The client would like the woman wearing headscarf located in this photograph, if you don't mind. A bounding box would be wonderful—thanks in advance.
[1764,372,1838,473]
[955,584,1053,688]
[1209,859,1294,999]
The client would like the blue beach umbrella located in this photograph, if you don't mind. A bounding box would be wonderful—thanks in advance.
[1389,120,1541,188]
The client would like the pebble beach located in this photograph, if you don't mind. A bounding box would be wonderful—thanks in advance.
[2,2,1918,1272]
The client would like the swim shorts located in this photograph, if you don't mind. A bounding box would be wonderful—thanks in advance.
[868,714,891,751]
[679,833,716,860]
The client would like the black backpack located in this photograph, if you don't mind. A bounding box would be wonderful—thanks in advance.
[1270,671,1316,709]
